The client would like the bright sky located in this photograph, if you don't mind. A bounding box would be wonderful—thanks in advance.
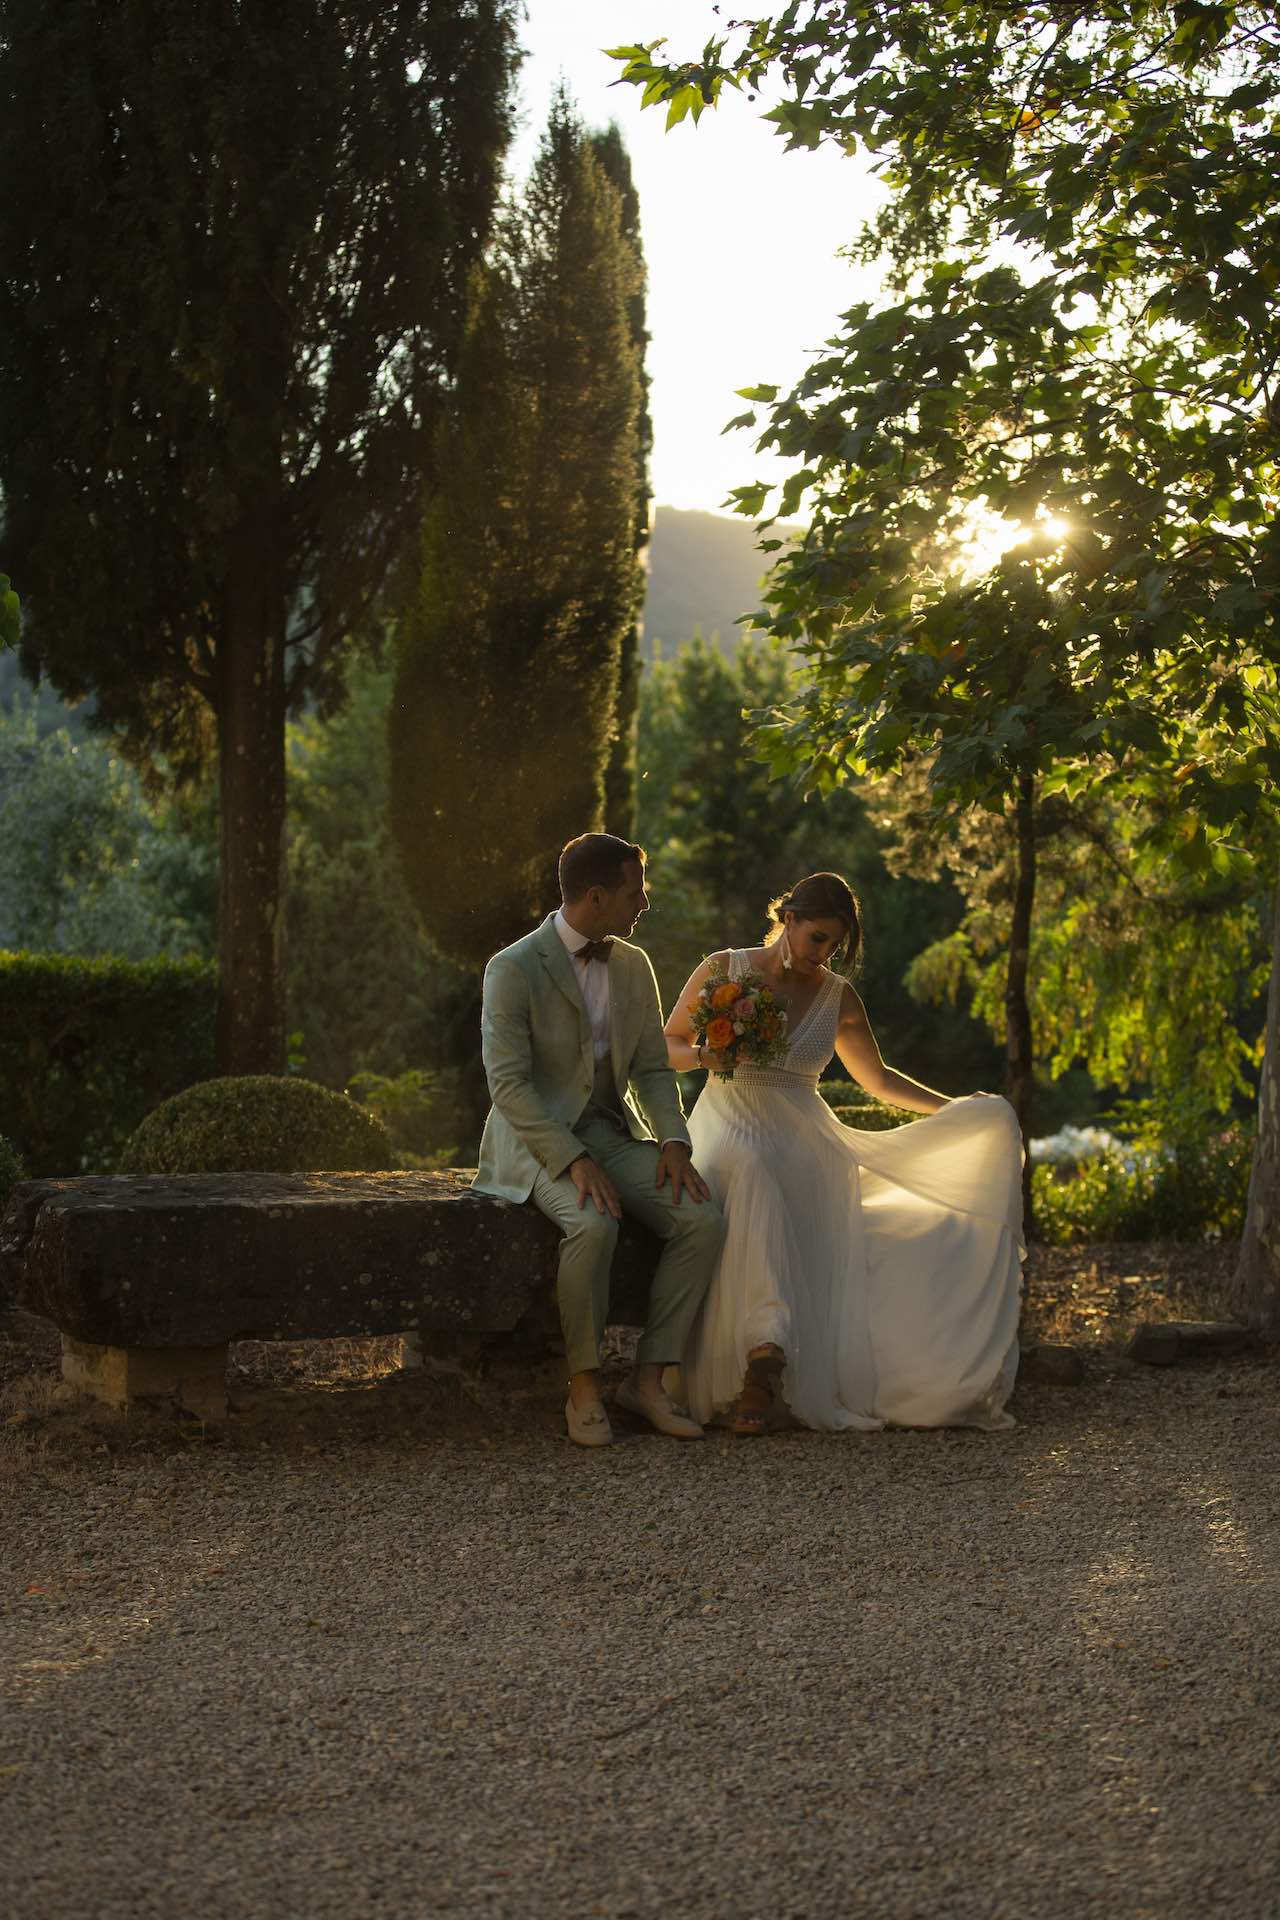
[511,1,885,515]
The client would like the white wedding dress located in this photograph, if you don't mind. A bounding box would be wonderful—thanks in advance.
[672,951,1024,1432]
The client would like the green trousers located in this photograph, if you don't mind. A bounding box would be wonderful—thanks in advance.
[529,1108,725,1376]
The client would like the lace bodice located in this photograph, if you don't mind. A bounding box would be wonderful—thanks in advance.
[728,949,844,1078]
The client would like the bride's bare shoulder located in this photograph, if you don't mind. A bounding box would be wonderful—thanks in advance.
[838,977,870,1018]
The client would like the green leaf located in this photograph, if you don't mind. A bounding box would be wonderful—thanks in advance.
[724,482,772,518]
[0,577,19,652]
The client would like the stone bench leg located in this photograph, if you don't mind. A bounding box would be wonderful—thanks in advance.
[61,1335,229,1421]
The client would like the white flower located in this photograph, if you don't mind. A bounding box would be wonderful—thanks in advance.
[1030,1125,1114,1164]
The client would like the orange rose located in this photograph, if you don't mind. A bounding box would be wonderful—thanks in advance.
[711,981,740,1011]
[705,1016,735,1050]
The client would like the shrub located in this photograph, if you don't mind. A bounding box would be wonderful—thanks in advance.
[819,1080,917,1131]
[0,1133,24,1217]
[119,1075,393,1175]
[1033,1126,1253,1245]
[346,1067,465,1170]
[0,951,217,1176]
[829,1101,918,1131]
[1029,1124,1127,1166]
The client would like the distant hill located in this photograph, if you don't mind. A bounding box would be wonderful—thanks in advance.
[642,505,795,657]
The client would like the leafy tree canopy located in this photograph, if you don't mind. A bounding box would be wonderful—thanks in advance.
[881,761,1269,1132]
[1,0,520,756]
[613,5,1280,856]
[0,687,214,959]
[0,0,520,1070]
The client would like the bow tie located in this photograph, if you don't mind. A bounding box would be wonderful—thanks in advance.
[574,938,614,964]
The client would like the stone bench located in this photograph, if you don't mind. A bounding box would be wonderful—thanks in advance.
[0,1169,661,1420]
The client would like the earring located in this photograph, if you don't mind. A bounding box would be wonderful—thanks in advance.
[779,927,793,971]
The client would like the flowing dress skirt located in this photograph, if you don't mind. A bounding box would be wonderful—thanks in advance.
[674,1071,1024,1432]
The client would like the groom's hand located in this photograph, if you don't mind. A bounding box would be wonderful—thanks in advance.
[569,1154,622,1219]
[655,1141,711,1205]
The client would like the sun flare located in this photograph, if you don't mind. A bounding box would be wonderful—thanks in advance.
[956,509,1073,579]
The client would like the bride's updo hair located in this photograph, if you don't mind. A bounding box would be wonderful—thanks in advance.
[765,871,862,972]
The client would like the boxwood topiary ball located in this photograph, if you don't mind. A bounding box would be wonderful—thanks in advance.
[117,1075,393,1176]
[0,1134,25,1216]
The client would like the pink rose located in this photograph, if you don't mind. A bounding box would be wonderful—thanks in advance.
[731,996,756,1020]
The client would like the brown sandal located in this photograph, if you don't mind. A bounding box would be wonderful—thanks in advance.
[729,1344,787,1437]
[746,1343,786,1383]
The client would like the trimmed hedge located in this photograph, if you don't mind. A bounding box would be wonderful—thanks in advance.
[829,1101,918,1132]
[0,951,217,1176]
[0,1132,24,1218]
[118,1074,393,1175]
[819,1079,917,1131]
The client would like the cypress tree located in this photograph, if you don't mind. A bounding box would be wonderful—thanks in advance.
[390,94,646,961]
[590,124,652,838]
[0,1,519,1072]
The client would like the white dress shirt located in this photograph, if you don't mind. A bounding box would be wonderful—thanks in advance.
[554,909,682,1154]
[555,909,612,1062]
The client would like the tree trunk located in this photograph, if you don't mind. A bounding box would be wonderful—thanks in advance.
[216,525,287,1076]
[1230,872,1280,1337]
[1005,773,1037,1233]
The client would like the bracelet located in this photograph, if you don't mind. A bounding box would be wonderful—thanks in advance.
[695,1043,705,1068]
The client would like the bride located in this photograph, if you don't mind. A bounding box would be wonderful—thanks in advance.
[662,872,1024,1435]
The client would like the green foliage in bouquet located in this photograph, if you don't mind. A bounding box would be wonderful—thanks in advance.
[119,1076,392,1176]
[0,951,217,1176]
[688,962,788,1076]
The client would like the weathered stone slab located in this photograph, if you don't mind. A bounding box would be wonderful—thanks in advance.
[0,1169,661,1351]
[1127,1319,1257,1367]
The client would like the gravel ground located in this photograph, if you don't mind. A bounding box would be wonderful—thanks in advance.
[2,1268,1279,1920]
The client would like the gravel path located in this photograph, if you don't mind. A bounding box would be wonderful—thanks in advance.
[3,1350,1279,1920]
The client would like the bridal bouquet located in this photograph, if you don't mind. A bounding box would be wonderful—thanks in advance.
[689,965,789,1077]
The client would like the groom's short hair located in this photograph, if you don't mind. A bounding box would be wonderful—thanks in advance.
[559,833,647,902]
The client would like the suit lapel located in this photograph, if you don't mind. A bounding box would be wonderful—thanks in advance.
[609,945,634,1091]
[532,915,592,1051]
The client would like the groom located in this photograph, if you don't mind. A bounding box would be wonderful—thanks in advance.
[473,833,724,1447]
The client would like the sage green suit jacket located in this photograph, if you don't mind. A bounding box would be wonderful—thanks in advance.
[472,913,691,1204]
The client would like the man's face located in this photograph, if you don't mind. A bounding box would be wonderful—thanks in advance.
[597,859,649,936]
